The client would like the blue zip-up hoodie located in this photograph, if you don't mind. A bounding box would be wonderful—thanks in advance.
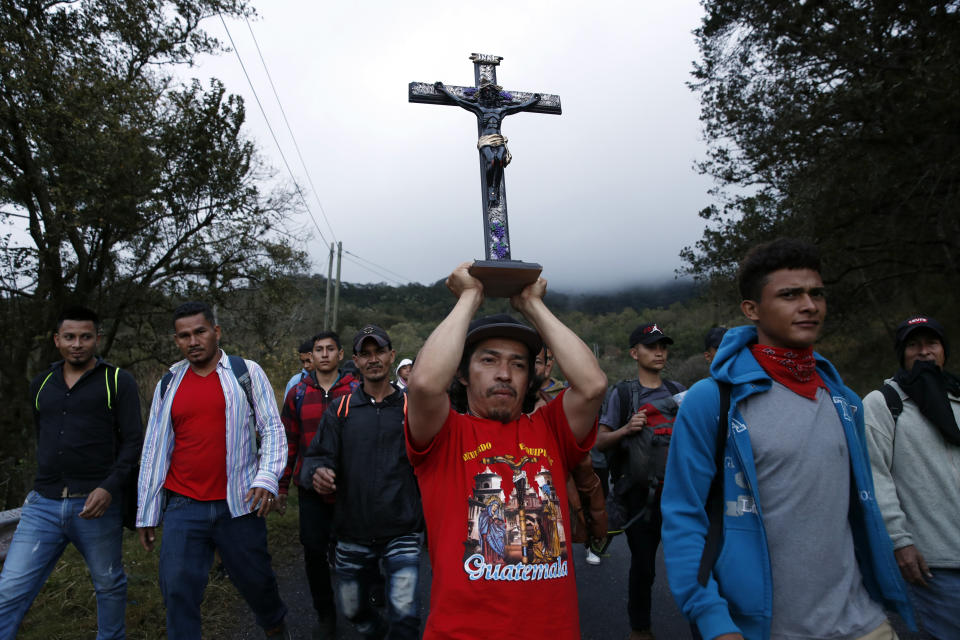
[661,325,914,640]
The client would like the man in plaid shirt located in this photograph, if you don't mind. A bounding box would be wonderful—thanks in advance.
[279,330,358,638]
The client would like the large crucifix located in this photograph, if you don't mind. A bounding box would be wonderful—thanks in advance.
[409,53,561,297]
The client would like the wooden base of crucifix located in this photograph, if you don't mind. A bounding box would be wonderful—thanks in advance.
[469,260,542,298]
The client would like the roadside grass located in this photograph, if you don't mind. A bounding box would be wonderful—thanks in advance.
[14,492,302,639]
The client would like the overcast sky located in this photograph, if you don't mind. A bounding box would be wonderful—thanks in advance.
[189,0,713,292]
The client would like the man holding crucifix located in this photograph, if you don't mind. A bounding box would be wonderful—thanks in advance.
[404,262,606,638]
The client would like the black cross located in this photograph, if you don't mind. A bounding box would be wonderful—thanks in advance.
[410,53,561,263]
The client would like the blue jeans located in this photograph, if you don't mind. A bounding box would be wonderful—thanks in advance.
[0,491,126,640]
[158,495,286,639]
[335,533,422,639]
[909,568,960,640]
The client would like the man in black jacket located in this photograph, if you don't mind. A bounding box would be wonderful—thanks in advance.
[302,324,423,640]
[0,306,142,640]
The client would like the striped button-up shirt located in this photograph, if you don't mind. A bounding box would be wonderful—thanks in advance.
[136,351,286,527]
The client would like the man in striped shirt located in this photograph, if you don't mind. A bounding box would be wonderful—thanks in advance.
[136,302,291,639]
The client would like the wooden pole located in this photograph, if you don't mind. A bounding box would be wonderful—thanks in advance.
[332,241,342,332]
[323,242,334,330]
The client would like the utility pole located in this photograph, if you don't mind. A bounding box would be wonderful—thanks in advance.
[323,242,334,330]
[332,241,343,332]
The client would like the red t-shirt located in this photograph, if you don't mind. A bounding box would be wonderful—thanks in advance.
[164,367,228,500]
[405,391,596,639]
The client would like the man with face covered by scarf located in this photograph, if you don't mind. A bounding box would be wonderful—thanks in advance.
[863,315,960,640]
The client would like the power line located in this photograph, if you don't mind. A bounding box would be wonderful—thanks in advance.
[342,255,403,286]
[342,254,405,286]
[220,14,417,290]
[243,16,338,245]
[342,249,413,283]
[217,13,330,247]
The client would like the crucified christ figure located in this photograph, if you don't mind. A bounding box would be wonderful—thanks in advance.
[434,81,541,206]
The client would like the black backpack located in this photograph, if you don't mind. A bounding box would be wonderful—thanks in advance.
[608,379,683,523]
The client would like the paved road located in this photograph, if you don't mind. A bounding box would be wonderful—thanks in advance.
[232,533,689,639]
[230,530,925,639]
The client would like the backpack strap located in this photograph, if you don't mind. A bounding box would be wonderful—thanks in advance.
[294,376,309,418]
[880,384,903,423]
[663,379,682,396]
[104,365,120,410]
[615,380,631,428]
[103,363,139,532]
[228,355,254,408]
[35,371,55,410]
[337,394,351,418]
[698,379,731,587]
[105,364,130,452]
[160,371,173,400]
[227,355,258,457]
[35,363,120,411]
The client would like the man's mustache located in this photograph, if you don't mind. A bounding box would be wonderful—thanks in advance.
[485,384,517,398]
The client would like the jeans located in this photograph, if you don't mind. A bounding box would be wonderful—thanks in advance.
[624,493,662,632]
[335,533,422,639]
[0,491,126,640]
[158,495,286,639]
[298,488,336,618]
[909,568,960,640]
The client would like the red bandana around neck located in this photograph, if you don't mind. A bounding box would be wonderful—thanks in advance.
[750,344,826,400]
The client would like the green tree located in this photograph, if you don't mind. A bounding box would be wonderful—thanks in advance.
[0,0,305,506]
[683,1,960,328]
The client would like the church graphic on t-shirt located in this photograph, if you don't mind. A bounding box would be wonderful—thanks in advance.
[462,453,569,581]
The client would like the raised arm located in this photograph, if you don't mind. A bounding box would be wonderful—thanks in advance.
[510,278,606,442]
[501,93,542,117]
[434,81,482,115]
[406,262,484,448]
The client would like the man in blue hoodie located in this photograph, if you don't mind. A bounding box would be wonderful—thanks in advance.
[661,238,914,640]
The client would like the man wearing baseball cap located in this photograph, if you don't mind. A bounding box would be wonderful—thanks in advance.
[703,327,727,365]
[863,316,960,639]
[596,322,686,640]
[405,262,606,639]
[301,324,423,639]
